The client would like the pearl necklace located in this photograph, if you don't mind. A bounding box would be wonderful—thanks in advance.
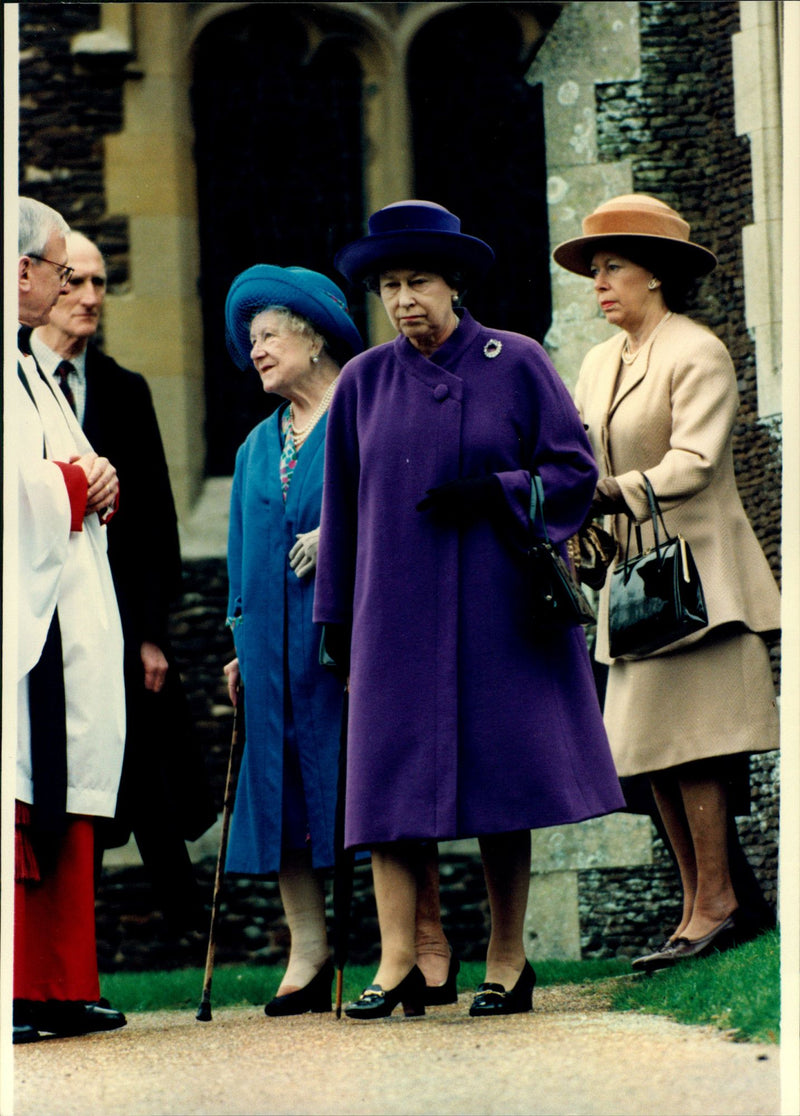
[621,311,673,365]
[291,379,337,447]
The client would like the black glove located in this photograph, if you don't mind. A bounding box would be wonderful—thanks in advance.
[319,623,350,677]
[416,475,501,523]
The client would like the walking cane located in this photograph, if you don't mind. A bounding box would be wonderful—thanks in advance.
[196,688,242,1022]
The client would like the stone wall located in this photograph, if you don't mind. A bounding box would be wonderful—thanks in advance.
[594,0,782,611]
[18,3,130,299]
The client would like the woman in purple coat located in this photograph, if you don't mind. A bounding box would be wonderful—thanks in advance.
[314,201,625,1019]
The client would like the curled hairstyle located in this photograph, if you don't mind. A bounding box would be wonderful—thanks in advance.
[19,196,69,257]
[250,305,344,365]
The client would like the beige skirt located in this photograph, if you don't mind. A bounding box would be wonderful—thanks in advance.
[604,627,779,778]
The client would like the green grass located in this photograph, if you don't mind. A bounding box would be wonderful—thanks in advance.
[605,929,780,1044]
[100,957,628,1016]
[100,933,779,1045]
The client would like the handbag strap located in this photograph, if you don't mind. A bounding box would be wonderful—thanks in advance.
[620,473,670,576]
[641,472,674,555]
[529,474,552,544]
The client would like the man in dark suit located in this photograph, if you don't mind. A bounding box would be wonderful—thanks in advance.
[32,232,216,936]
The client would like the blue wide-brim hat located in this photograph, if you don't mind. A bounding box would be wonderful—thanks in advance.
[225,264,364,370]
[334,200,495,285]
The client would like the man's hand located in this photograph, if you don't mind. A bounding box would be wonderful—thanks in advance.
[71,452,119,516]
[141,641,169,693]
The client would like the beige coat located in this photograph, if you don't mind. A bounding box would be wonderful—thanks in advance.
[574,312,780,666]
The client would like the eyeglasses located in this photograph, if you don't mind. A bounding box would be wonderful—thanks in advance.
[28,254,75,288]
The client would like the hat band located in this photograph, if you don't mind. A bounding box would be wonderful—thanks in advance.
[582,209,690,242]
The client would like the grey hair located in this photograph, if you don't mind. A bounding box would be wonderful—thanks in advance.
[250,305,326,352]
[19,196,70,257]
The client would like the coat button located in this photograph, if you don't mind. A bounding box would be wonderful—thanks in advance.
[433,384,449,401]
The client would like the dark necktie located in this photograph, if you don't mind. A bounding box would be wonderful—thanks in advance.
[54,360,77,413]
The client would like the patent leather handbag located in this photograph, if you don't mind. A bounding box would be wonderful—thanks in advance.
[608,474,708,658]
[528,475,596,628]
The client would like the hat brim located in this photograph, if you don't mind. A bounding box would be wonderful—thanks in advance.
[552,233,717,278]
[225,265,363,371]
[335,230,495,285]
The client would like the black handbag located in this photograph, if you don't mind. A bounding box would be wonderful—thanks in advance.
[608,473,708,658]
[528,475,596,628]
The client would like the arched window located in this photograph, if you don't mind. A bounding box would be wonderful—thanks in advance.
[191,6,364,474]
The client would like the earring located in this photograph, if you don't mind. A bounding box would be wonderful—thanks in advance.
[311,354,320,364]
[648,278,659,290]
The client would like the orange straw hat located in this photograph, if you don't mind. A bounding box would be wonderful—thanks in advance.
[552,194,717,278]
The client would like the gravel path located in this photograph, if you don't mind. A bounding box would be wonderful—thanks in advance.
[13,986,779,1116]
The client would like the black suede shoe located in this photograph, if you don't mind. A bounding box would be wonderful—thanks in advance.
[264,959,333,1016]
[469,961,536,1017]
[423,951,460,1006]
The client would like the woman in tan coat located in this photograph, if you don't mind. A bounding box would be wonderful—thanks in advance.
[554,194,780,971]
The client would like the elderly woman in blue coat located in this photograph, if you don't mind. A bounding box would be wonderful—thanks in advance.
[222,265,363,1016]
[315,201,625,1019]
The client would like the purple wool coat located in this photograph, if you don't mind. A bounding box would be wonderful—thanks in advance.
[314,310,624,848]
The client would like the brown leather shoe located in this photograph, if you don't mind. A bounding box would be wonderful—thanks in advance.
[632,913,737,973]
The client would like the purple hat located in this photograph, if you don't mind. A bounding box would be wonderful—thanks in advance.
[334,200,495,285]
[225,264,364,371]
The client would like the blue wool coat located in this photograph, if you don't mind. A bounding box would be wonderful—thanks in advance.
[314,311,625,848]
[225,406,343,875]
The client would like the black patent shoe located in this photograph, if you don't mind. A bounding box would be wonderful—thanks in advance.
[31,1001,127,1036]
[265,959,333,1016]
[423,950,460,1006]
[344,965,426,1020]
[13,1024,40,1044]
[469,961,536,1017]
